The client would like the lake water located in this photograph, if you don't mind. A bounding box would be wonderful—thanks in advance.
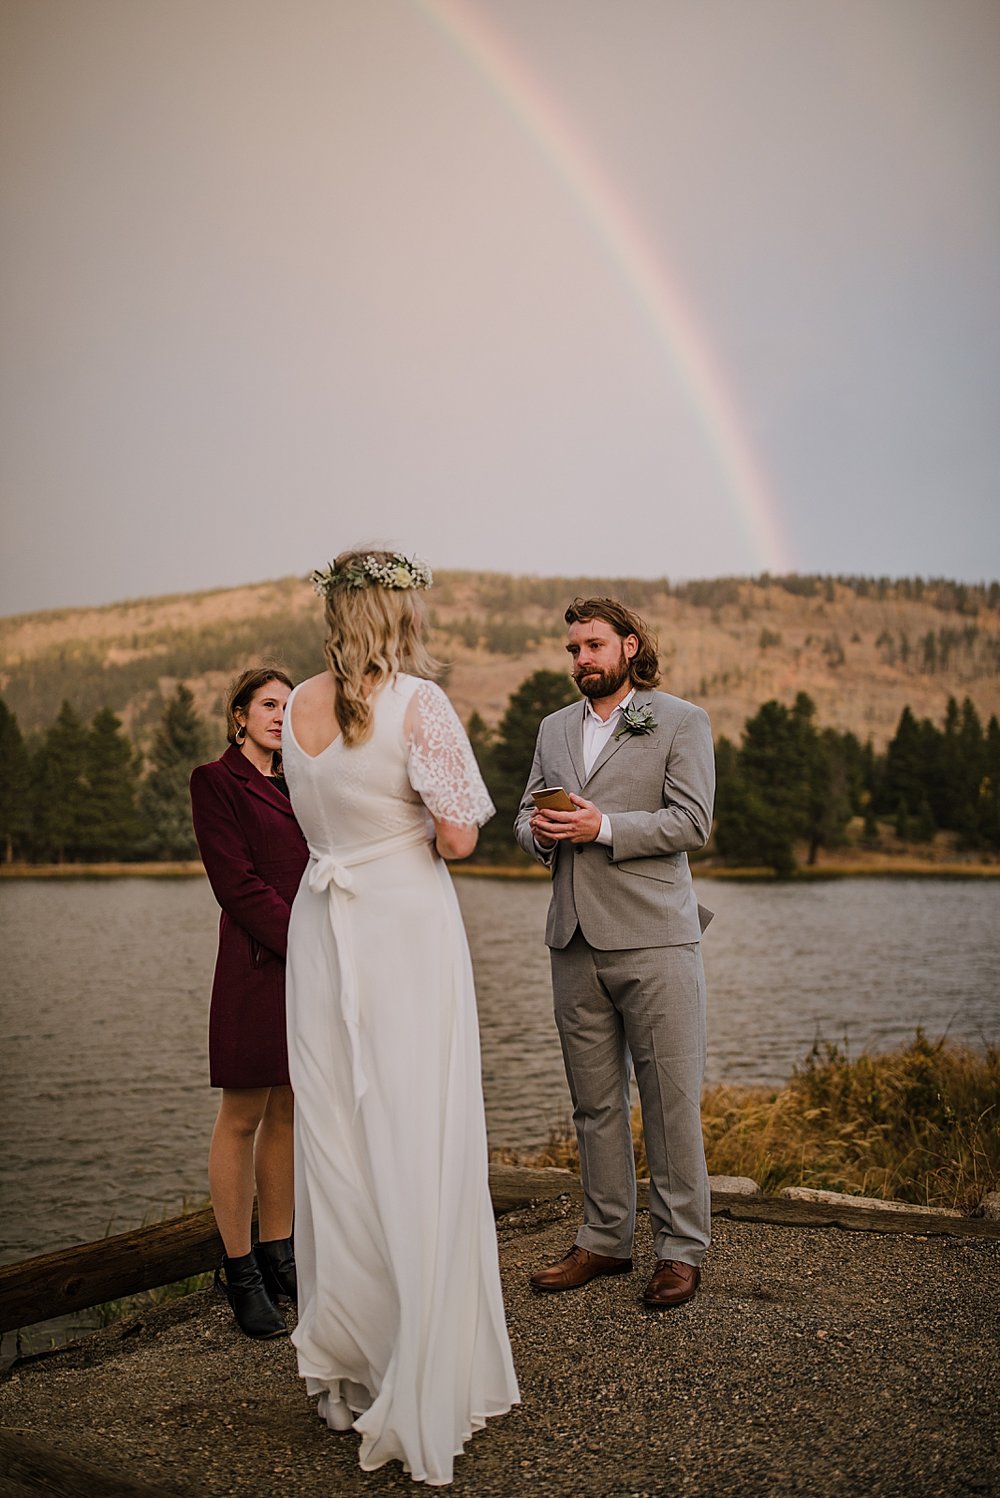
[1,874,997,1280]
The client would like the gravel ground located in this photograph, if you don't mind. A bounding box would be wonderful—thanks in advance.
[2,1197,998,1498]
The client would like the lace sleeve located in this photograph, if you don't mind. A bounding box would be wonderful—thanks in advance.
[405,680,496,827]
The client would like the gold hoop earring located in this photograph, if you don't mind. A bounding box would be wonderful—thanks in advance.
[235,726,247,745]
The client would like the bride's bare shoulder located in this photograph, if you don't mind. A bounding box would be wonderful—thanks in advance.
[294,671,333,702]
[287,672,340,755]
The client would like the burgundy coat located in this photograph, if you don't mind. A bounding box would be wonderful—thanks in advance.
[190,744,309,1089]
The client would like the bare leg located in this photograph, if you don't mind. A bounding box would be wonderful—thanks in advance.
[254,1084,295,1242]
[208,1087,270,1257]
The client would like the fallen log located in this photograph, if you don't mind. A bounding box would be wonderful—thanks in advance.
[2,1168,996,1335]
[0,1206,229,1336]
[707,1192,1000,1238]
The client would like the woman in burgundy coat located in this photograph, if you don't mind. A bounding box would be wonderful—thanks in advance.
[190,667,309,1339]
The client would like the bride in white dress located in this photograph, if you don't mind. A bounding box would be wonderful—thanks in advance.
[281,550,519,1486]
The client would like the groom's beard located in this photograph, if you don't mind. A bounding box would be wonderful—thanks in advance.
[574,648,631,700]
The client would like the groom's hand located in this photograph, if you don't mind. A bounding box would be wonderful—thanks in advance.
[531,793,602,845]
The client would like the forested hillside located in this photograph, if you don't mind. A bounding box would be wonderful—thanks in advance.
[2,571,998,752]
[3,572,998,871]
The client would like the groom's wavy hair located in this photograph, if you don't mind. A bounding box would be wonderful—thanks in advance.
[564,597,661,690]
[322,549,440,746]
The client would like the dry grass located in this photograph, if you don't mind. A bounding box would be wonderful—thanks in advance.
[501,1033,1000,1214]
[94,1271,214,1328]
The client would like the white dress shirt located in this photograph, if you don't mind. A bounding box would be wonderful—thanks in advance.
[581,688,634,847]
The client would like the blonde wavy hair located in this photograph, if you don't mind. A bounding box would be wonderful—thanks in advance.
[321,549,439,745]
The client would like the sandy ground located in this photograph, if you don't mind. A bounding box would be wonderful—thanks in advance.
[2,1195,998,1498]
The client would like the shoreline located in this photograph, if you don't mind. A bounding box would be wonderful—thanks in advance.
[3,857,999,880]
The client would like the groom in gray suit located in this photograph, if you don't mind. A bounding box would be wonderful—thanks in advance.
[514,596,715,1308]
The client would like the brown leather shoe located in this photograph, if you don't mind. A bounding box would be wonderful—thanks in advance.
[642,1259,701,1308]
[529,1244,633,1293]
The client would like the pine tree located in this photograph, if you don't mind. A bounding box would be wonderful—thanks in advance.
[932,696,963,829]
[954,698,986,845]
[978,716,1000,851]
[464,711,498,859]
[466,712,495,781]
[139,685,211,859]
[30,701,89,861]
[714,699,808,875]
[713,693,851,874]
[861,801,881,846]
[713,735,738,787]
[902,696,985,841]
[477,670,577,860]
[881,707,933,817]
[893,798,912,841]
[492,672,578,788]
[838,730,872,817]
[806,726,854,863]
[78,709,144,860]
[714,769,797,877]
[912,794,937,844]
[0,699,32,861]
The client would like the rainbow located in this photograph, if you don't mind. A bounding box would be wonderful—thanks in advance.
[416,0,792,572]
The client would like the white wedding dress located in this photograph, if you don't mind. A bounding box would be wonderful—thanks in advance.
[282,673,519,1487]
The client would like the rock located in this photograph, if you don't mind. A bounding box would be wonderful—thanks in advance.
[709,1175,761,1196]
[778,1187,962,1216]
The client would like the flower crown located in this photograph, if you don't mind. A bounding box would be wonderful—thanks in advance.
[310,552,433,596]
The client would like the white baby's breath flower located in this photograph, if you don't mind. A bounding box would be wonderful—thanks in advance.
[310,552,433,597]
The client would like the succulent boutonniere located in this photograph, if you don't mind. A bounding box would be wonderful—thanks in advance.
[614,702,657,740]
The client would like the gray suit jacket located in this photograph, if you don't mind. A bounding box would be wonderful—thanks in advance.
[514,690,715,951]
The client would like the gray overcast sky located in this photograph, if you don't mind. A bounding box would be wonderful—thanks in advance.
[1,0,998,615]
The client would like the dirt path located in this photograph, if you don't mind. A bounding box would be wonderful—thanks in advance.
[2,1195,997,1498]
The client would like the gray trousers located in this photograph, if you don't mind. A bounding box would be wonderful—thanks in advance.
[550,931,710,1266]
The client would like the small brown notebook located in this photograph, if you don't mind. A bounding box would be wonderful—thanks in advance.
[531,786,575,812]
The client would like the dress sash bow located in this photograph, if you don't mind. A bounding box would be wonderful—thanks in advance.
[306,826,433,1108]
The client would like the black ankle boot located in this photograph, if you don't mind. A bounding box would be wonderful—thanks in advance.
[215,1251,287,1339]
[255,1237,298,1306]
